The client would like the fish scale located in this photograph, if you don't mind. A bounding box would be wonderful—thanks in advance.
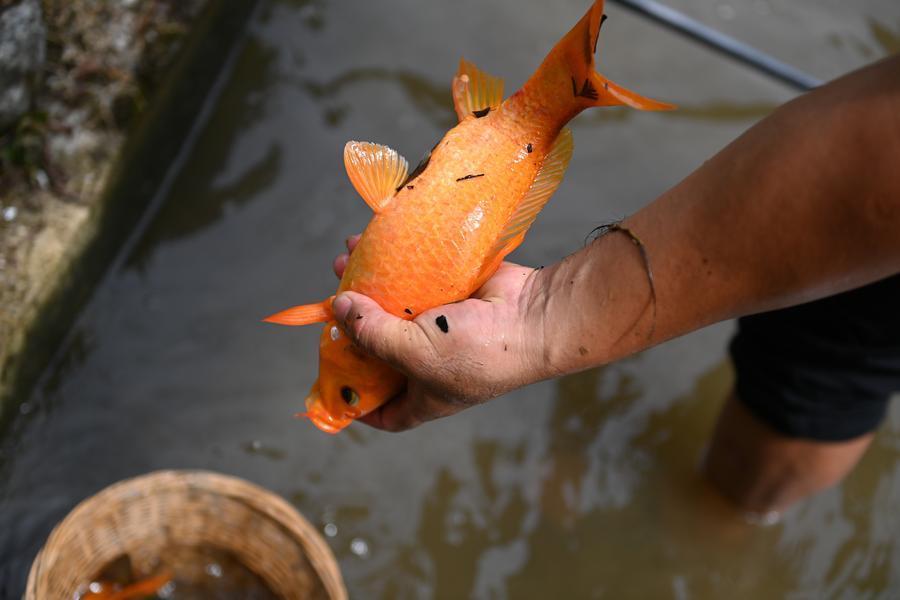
[264,0,674,433]
[341,118,537,315]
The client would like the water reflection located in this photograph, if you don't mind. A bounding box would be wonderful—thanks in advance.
[775,398,900,597]
[869,18,900,55]
[4,0,900,597]
[127,37,281,269]
[580,101,778,126]
[276,0,328,32]
[0,325,94,470]
[665,101,777,121]
[299,67,455,130]
[414,460,531,599]
[241,439,286,460]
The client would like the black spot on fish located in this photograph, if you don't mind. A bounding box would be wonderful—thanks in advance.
[579,346,589,356]
[571,77,599,100]
[407,185,414,190]
[355,314,364,320]
[504,344,508,351]
[526,143,533,153]
[398,141,439,190]
[604,82,608,91]
[404,308,412,315]
[435,315,449,333]
[398,151,429,190]
[473,107,491,118]
[456,173,485,182]
[576,78,599,101]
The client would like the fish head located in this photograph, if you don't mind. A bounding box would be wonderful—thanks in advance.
[302,321,405,434]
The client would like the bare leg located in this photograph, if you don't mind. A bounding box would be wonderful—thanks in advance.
[703,390,874,516]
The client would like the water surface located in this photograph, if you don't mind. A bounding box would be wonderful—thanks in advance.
[2,1,899,597]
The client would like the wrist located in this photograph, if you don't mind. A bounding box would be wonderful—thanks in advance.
[522,256,597,380]
[517,265,560,383]
[531,228,660,377]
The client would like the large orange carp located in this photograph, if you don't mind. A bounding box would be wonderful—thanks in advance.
[266,0,673,433]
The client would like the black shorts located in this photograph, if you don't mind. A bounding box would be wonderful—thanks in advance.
[729,274,900,441]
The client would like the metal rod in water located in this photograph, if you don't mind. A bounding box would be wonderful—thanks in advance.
[610,0,823,91]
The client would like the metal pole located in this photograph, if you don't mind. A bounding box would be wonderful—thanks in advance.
[610,0,823,91]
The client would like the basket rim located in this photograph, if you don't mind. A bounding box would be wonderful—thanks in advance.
[25,469,347,600]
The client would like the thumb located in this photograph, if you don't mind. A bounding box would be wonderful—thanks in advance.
[332,292,434,370]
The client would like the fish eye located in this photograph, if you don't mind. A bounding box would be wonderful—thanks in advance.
[340,386,359,406]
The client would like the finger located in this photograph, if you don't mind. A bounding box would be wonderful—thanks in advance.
[346,234,361,253]
[357,392,417,432]
[333,253,349,279]
[332,292,436,371]
[358,385,454,432]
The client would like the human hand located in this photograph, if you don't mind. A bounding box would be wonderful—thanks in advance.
[331,235,548,431]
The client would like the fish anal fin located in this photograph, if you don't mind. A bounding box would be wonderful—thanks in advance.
[484,128,574,267]
[452,58,504,122]
[344,141,409,213]
[263,297,334,326]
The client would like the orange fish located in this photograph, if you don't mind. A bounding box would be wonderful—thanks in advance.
[81,571,171,600]
[265,0,673,433]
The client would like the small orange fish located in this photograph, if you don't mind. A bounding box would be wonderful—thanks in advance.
[81,571,171,600]
[265,0,673,433]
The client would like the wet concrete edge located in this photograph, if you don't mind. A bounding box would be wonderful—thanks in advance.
[0,0,260,431]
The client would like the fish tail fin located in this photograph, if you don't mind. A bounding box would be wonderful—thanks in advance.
[263,297,334,326]
[527,0,674,112]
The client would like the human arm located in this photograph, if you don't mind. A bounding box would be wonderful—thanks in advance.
[540,53,900,373]
[333,55,900,431]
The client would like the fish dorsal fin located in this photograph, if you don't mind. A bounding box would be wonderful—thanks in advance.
[344,141,409,213]
[489,128,574,261]
[452,58,504,122]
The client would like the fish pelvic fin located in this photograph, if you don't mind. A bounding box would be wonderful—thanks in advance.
[263,296,334,326]
[524,0,674,114]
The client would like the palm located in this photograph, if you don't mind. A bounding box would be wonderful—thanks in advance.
[334,237,541,430]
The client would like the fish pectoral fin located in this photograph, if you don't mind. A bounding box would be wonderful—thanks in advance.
[452,58,504,122]
[263,297,334,326]
[485,128,574,263]
[344,141,409,213]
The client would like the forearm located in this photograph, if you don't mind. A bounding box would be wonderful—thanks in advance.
[532,55,900,376]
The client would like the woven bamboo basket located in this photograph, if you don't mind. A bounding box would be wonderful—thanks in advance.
[25,470,347,599]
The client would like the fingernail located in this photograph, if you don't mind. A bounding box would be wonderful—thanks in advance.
[332,294,352,321]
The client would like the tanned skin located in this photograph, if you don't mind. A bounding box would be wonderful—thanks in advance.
[329,55,900,514]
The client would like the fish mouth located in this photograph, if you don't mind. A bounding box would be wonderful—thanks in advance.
[301,393,353,434]
[306,411,352,434]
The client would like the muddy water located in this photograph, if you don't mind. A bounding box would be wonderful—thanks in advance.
[2,1,899,597]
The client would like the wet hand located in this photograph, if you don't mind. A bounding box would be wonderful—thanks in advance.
[332,235,547,431]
